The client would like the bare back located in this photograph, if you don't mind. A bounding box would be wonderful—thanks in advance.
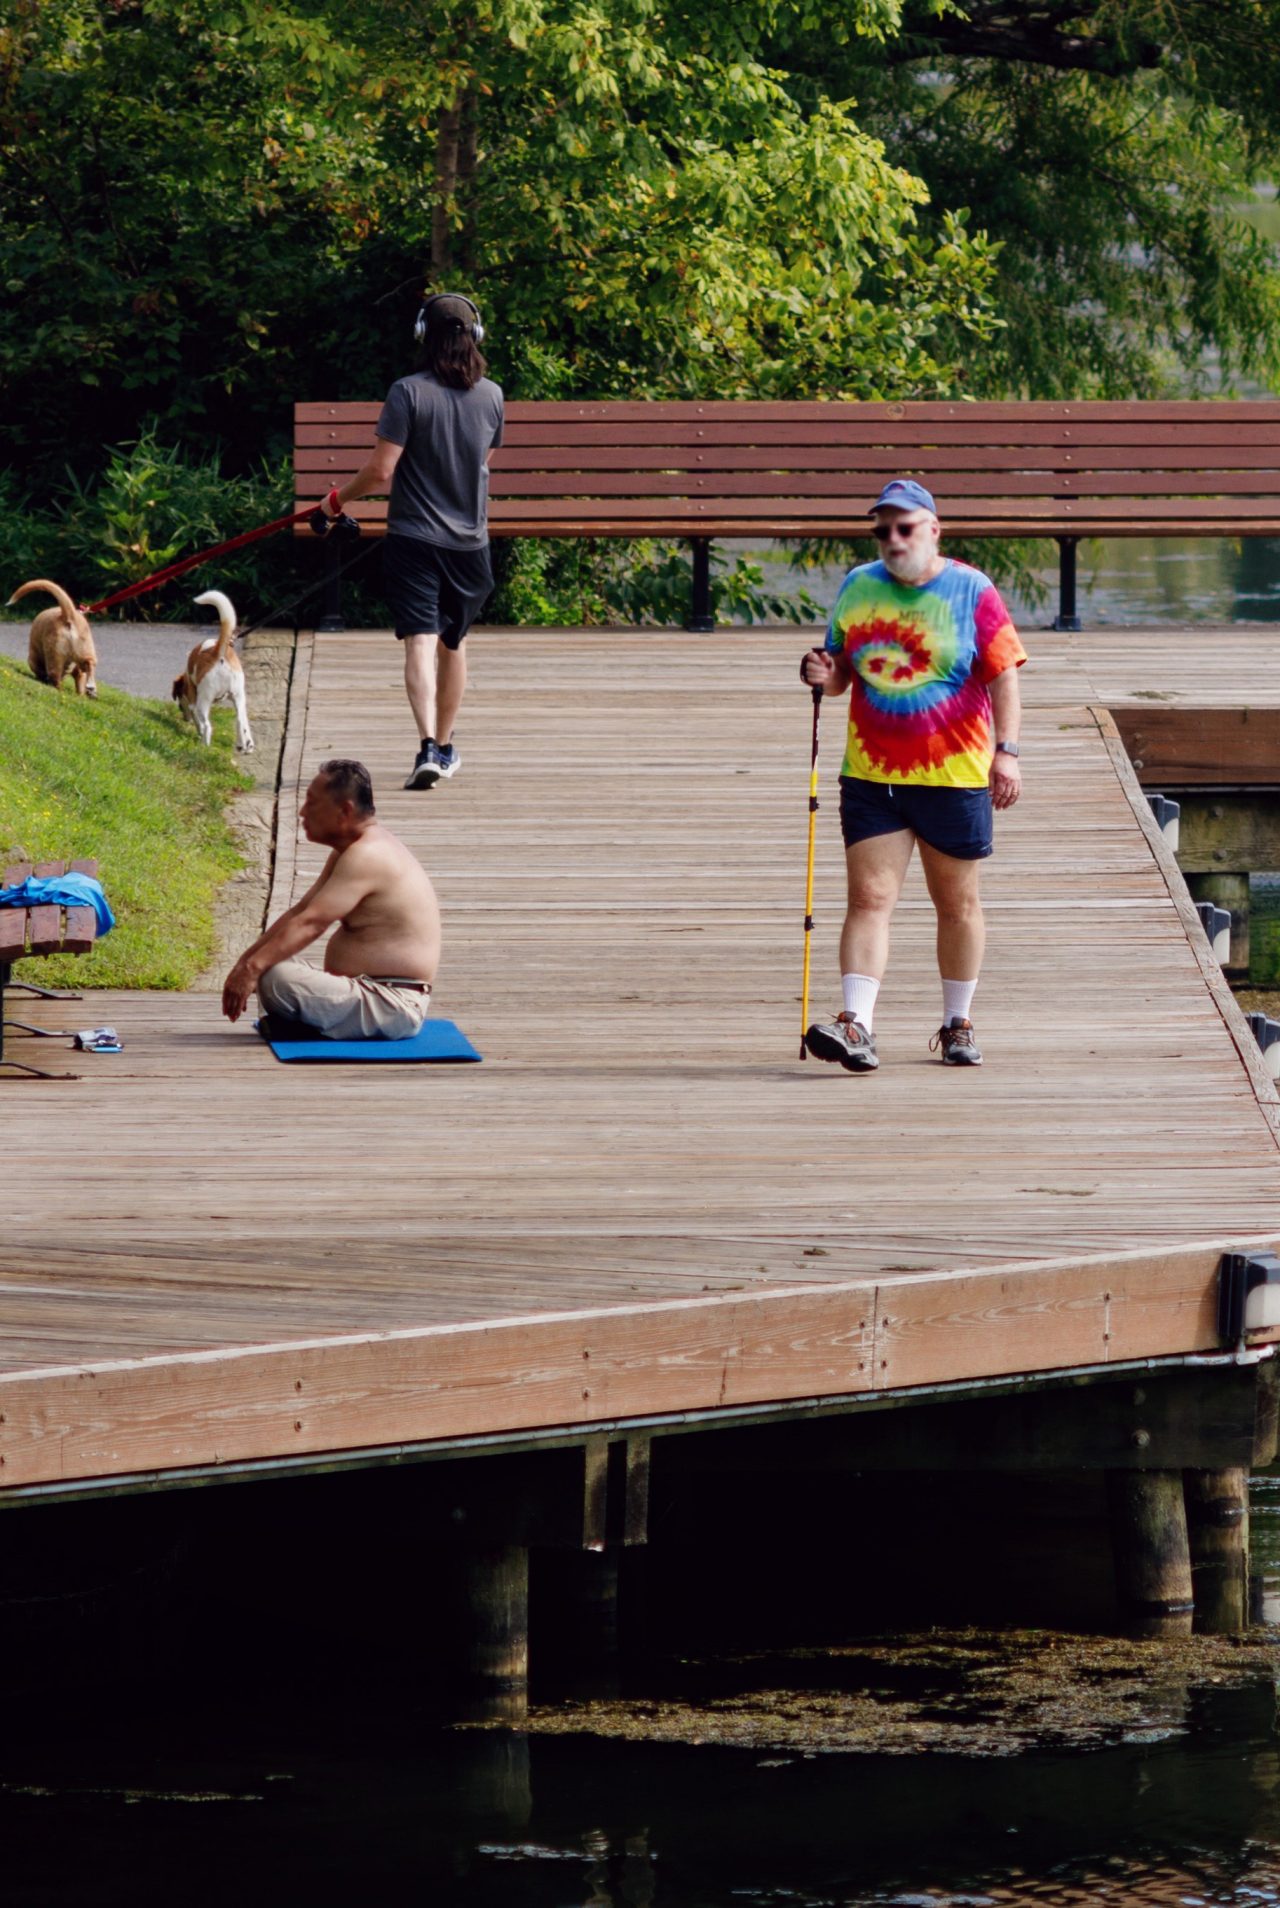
[319,825,441,982]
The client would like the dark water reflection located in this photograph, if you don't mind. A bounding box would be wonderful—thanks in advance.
[4,1472,1280,1904]
[4,1691,1280,1906]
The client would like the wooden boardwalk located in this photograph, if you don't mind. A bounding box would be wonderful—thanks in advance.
[3,627,1279,1492]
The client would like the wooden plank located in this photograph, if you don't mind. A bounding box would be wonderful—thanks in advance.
[61,856,99,956]
[1112,708,1280,786]
[0,859,31,960]
[1092,705,1280,1136]
[296,462,1280,501]
[296,418,1280,450]
[298,443,1280,476]
[26,859,66,957]
[295,398,1280,424]
[0,1241,1264,1490]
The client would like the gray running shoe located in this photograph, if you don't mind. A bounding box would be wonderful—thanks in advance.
[804,1011,879,1072]
[931,1017,983,1065]
[435,741,462,780]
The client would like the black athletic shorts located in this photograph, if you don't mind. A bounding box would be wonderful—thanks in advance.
[839,775,994,860]
[382,535,493,649]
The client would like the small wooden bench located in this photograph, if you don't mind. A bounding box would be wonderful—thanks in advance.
[295,398,1280,631]
[0,858,101,1080]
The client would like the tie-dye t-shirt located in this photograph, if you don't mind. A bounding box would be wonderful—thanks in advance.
[824,559,1027,788]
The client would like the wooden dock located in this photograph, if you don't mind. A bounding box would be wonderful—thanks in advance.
[4,626,1280,1497]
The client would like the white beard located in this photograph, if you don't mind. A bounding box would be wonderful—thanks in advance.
[883,543,937,585]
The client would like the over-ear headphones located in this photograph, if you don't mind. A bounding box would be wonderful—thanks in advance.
[414,292,485,345]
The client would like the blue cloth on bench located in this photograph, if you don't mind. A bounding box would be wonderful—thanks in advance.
[257,1011,482,1063]
[0,873,115,936]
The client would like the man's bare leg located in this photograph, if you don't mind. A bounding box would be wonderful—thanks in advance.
[403,632,438,741]
[807,829,914,1070]
[436,639,467,746]
[839,829,915,979]
[919,840,986,1062]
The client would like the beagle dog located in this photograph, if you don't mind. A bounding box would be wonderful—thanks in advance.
[8,579,98,696]
[173,589,254,751]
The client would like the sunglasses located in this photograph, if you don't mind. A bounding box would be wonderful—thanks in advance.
[873,518,927,543]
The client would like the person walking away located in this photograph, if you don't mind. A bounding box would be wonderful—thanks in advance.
[321,292,504,790]
[799,480,1026,1071]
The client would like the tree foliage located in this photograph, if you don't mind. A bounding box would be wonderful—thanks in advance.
[772,0,1280,396]
[0,0,1000,483]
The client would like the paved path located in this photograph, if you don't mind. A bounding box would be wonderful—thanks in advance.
[0,619,213,700]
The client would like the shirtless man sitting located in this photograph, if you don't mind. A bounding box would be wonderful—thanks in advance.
[221,757,441,1040]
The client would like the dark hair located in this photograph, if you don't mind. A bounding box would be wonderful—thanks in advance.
[416,294,488,390]
[318,757,375,814]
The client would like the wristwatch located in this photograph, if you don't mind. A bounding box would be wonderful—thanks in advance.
[995,741,1020,758]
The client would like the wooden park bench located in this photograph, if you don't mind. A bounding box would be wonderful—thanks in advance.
[295,398,1280,632]
[0,858,101,1080]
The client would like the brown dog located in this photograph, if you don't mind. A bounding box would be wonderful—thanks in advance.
[8,580,98,696]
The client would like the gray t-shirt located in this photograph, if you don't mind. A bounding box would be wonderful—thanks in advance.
[376,373,504,550]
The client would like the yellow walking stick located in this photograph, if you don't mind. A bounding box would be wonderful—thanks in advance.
[799,683,822,1059]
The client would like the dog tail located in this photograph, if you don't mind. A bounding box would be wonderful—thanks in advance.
[7,579,81,623]
[194,589,239,662]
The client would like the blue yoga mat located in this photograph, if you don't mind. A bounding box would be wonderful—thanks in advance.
[257,1012,482,1063]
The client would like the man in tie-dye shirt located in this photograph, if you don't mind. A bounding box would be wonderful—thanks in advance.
[800,479,1026,1072]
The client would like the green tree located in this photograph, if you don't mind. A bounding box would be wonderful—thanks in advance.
[771,0,1280,397]
[0,0,1000,485]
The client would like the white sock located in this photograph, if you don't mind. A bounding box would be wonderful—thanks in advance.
[841,973,880,1031]
[942,978,978,1025]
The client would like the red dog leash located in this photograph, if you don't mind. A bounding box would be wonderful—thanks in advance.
[80,490,345,616]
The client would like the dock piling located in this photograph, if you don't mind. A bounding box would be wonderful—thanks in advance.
[1184,1467,1250,1634]
[1107,1470,1194,1634]
[454,1543,530,1723]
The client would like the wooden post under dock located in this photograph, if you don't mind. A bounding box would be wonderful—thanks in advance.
[1107,1471,1195,1635]
[1184,1467,1251,1634]
[453,1544,530,1723]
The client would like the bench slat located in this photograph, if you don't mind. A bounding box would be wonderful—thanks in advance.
[296,397,1280,424]
[297,417,1280,451]
[298,467,1280,502]
[297,441,1280,476]
[0,861,32,961]
[499,494,1280,522]
[27,860,68,956]
[61,857,100,956]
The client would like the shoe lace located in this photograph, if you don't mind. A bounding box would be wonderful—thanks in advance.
[931,1020,974,1053]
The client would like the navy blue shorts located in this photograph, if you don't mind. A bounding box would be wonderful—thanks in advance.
[383,535,493,649]
[839,775,994,860]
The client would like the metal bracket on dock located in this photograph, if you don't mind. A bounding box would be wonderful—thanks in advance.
[1195,901,1232,963]
[1218,1250,1280,1344]
[1147,793,1181,851]
[582,1434,650,1550]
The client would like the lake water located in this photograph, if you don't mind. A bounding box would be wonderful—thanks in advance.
[5,1472,1280,1906]
[748,537,1280,628]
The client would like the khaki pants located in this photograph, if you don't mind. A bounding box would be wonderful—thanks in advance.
[258,959,429,1040]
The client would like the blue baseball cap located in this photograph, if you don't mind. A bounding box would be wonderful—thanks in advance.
[869,478,936,517]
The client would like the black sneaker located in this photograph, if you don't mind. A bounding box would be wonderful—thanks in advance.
[931,1017,983,1065]
[435,741,462,781]
[404,740,440,791]
[804,1011,879,1071]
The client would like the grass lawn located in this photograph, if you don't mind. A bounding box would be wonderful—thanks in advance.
[0,655,252,988]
